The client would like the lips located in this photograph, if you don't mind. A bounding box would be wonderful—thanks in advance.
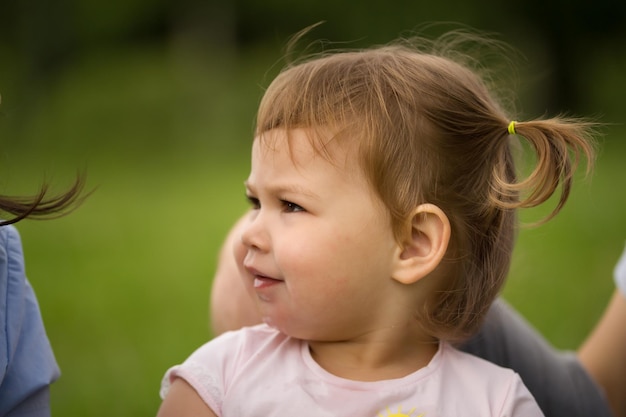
[245,265,283,289]
[253,276,282,289]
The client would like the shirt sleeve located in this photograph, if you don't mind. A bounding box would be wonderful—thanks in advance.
[500,374,545,417]
[0,225,60,417]
[160,325,281,417]
[160,330,245,416]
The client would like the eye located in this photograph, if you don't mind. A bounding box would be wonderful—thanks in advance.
[281,200,305,213]
[246,194,260,210]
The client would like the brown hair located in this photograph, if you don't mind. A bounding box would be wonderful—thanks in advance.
[0,175,87,226]
[255,33,596,342]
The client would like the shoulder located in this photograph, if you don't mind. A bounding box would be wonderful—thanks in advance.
[186,324,293,365]
[0,223,23,248]
[0,223,23,263]
[190,324,289,361]
[0,224,25,287]
[0,224,27,342]
[443,342,512,371]
[439,343,544,416]
[0,225,31,329]
[163,324,291,388]
[160,325,293,414]
[222,323,288,342]
[441,342,521,385]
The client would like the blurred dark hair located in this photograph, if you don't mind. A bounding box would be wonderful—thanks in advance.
[0,174,88,226]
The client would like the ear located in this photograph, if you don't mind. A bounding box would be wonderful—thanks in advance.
[391,204,451,285]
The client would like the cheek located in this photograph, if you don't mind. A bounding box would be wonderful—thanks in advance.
[275,238,337,275]
[279,220,348,259]
[276,229,375,290]
[274,231,347,288]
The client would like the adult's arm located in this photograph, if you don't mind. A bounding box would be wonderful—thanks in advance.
[210,214,261,336]
[0,225,60,417]
[578,245,626,417]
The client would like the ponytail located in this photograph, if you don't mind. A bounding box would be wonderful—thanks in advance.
[491,117,597,223]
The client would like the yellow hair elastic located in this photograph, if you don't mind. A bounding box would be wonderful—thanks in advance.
[507,121,517,135]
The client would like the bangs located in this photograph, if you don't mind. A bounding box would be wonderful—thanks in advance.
[255,52,370,152]
[256,57,349,132]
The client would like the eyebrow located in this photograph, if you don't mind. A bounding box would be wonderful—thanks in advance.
[244,181,320,199]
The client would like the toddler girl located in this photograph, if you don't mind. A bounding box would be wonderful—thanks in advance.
[157,32,596,416]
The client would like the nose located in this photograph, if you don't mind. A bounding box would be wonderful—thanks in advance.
[240,210,269,252]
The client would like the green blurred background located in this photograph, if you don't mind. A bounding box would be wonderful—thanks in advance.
[0,1,625,415]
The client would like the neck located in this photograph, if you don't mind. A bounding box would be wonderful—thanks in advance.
[307,322,438,381]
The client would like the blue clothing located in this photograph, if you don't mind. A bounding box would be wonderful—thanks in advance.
[0,225,59,417]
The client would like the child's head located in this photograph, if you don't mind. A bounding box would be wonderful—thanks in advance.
[250,33,595,342]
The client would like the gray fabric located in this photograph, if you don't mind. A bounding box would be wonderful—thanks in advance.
[461,299,613,417]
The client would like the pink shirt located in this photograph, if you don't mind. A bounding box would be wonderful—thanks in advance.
[161,324,543,417]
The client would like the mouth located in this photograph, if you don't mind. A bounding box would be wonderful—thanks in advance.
[253,276,283,289]
[244,265,283,289]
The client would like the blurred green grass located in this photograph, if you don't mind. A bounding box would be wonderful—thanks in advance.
[1,43,625,416]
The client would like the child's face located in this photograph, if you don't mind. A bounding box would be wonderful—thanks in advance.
[239,128,401,341]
